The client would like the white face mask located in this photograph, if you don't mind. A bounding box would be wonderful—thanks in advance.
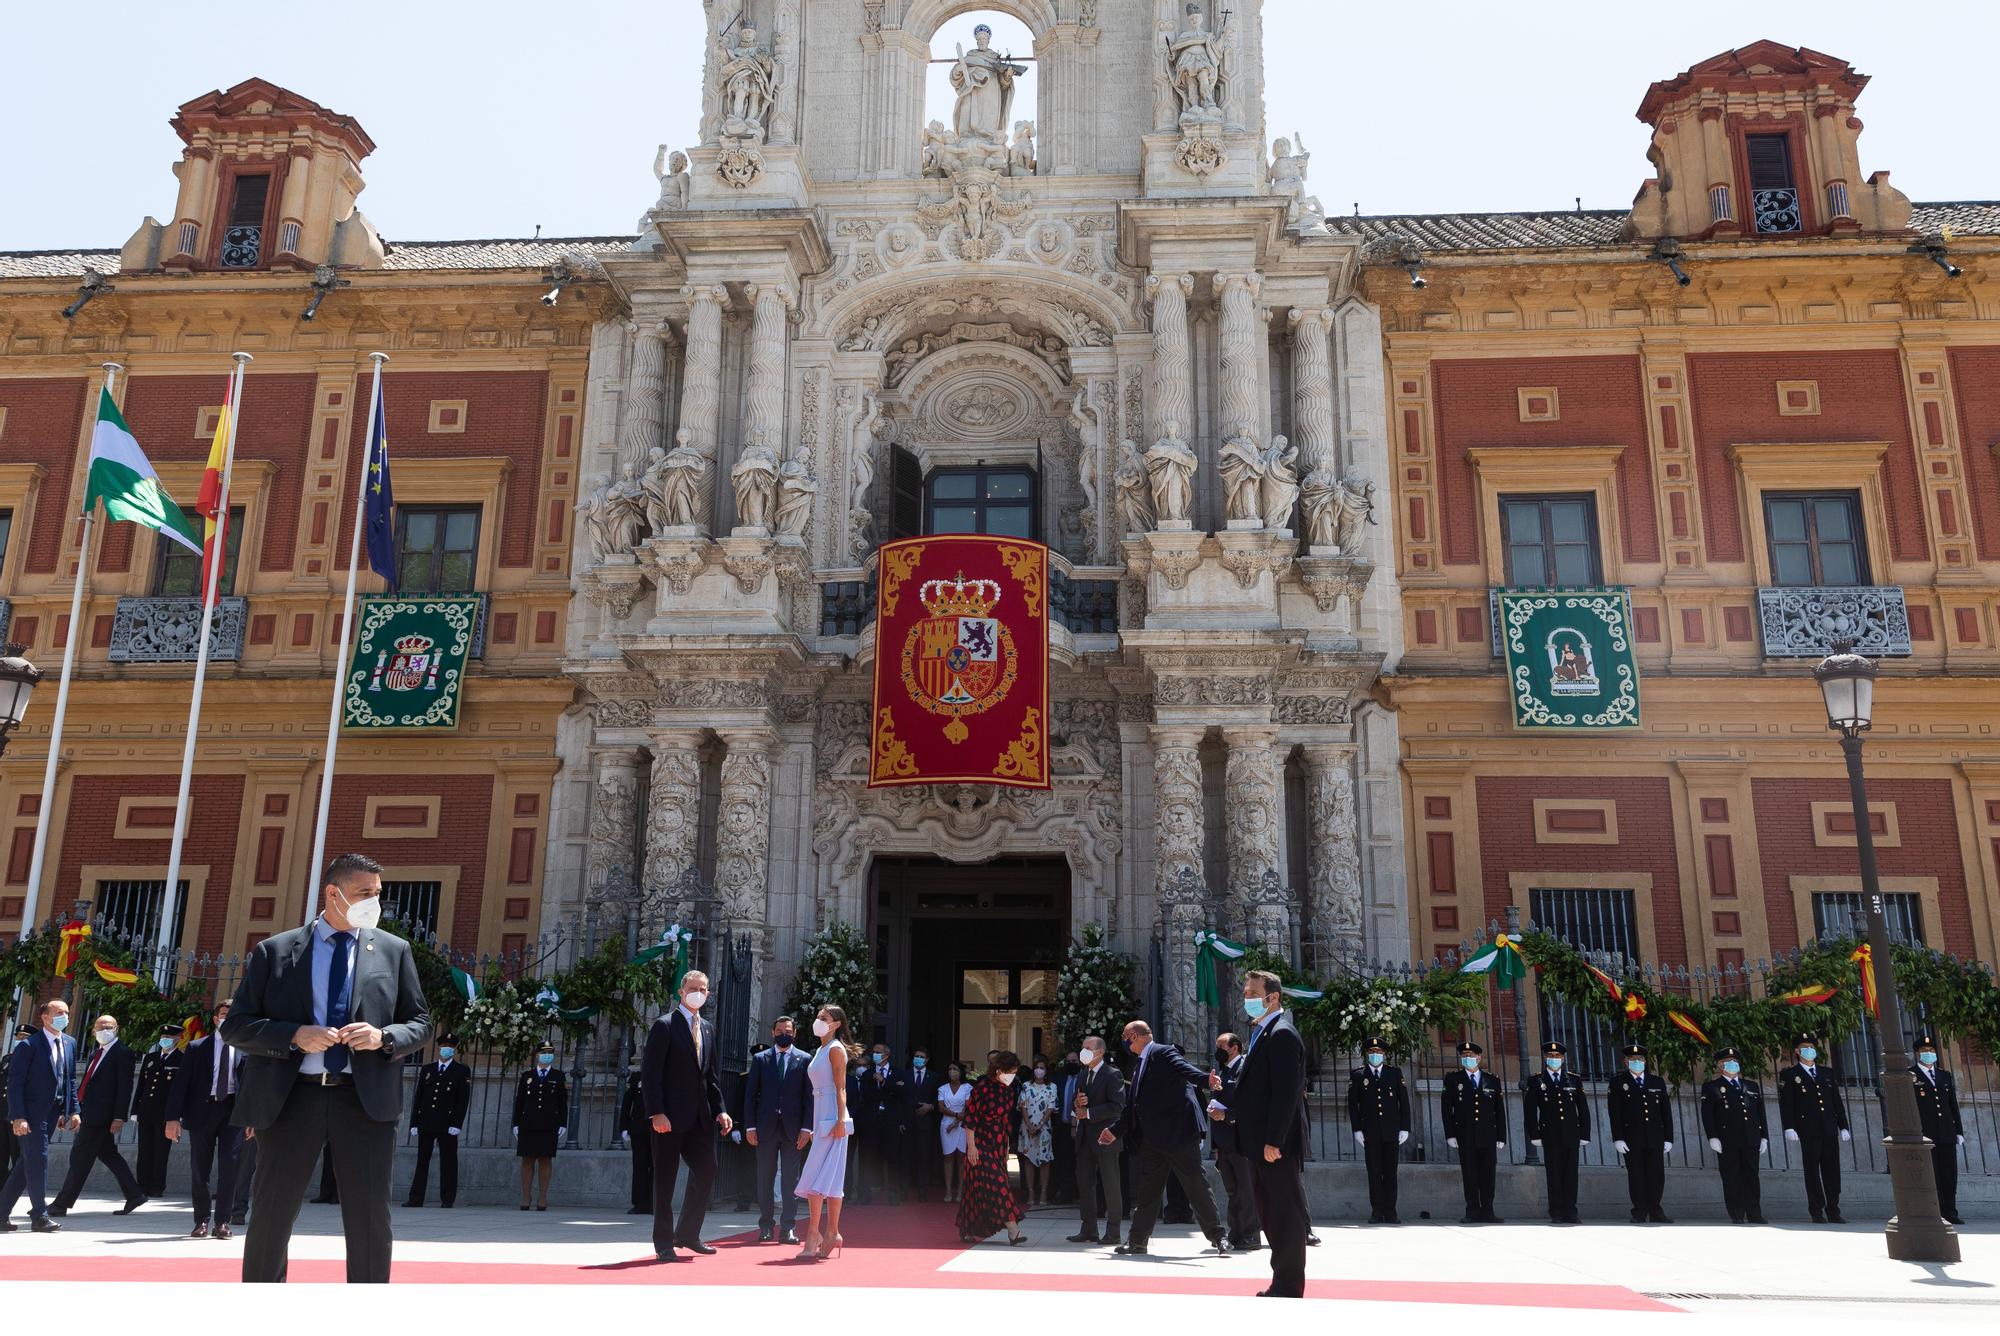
[1034,1067,1047,1079]
[339,887,383,931]
[1081,1048,1099,1066]
[96,1029,117,1046]
[996,1072,1016,1086]
[812,1018,833,1039]
[682,990,707,1011]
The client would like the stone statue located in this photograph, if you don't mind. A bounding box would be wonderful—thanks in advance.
[579,473,617,562]
[604,462,648,552]
[949,24,1026,149]
[1267,134,1328,235]
[716,24,777,141]
[1218,434,1267,524]
[1144,423,1198,526]
[1300,467,1340,549]
[920,119,954,177]
[650,146,690,212]
[655,426,715,531]
[1260,435,1300,532]
[639,445,673,532]
[730,432,780,532]
[1333,476,1379,554]
[1114,438,1156,535]
[1009,120,1037,177]
[774,457,817,538]
[1166,4,1226,125]
[839,315,881,352]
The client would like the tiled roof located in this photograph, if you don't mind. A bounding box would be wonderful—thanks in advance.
[0,236,634,280]
[1330,201,2000,253]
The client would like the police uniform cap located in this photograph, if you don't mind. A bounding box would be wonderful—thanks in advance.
[1913,1032,1939,1051]
[159,1023,185,1037]
[11,1024,29,1038]
[1457,1040,1483,1056]
[1364,1036,1388,1051]
[1712,1045,1739,1061]
[1793,1032,1820,1048]
[1620,1043,1646,1059]
[438,1032,460,1046]
[536,1041,557,1054]
[1541,1040,1567,1056]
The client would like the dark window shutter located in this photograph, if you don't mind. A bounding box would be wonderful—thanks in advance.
[229,175,271,226]
[1746,135,1793,191]
[891,444,923,540]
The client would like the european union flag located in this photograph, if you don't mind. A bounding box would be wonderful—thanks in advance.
[364,393,397,591]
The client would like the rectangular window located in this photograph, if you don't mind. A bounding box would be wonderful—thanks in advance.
[220,174,270,268]
[924,466,1037,540]
[93,878,190,951]
[395,506,481,594]
[1763,492,1867,586]
[1747,134,1801,235]
[1812,891,1925,1080]
[0,508,12,575]
[381,880,443,940]
[154,506,244,597]
[1529,886,1639,1080]
[1500,494,1601,587]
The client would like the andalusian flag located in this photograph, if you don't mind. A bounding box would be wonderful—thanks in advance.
[1460,933,1527,989]
[83,389,201,551]
[450,966,481,1003]
[1193,929,1247,1008]
[92,959,140,987]
[196,382,233,602]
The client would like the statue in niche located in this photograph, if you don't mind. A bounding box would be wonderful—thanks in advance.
[1166,4,1227,125]
[640,445,673,531]
[774,457,817,538]
[1260,435,1300,532]
[849,393,881,555]
[600,462,648,552]
[1333,476,1378,554]
[1218,434,1267,524]
[1267,135,1329,235]
[716,24,777,141]
[1009,121,1037,177]
[1144,423,1198,526]
[653,426,715,531]
[731,431,781,533]
[579,474,618,562]
[1113,439,1156,535]
[1303,469,1376,552]
[839,316,881,352]
[950,24,1026,150]
[650,146,690,212]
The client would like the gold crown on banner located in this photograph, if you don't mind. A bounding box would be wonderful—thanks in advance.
[920,572,1002,618]
[393,633,436,655]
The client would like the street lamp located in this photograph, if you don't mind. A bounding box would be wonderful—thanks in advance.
[1813,639,1959,1262]
[0,642,43,756]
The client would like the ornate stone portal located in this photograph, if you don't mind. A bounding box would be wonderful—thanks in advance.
[563,0,1407,1050]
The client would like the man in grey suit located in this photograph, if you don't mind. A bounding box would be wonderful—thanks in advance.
[223,853,431,1283]
[1066,1032,1126,1246]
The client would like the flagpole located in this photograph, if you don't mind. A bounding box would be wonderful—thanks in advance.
[159,351,250,977]
[307,352,388,925]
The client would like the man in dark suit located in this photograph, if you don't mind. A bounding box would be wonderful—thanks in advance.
[1067,1033,1126,1245]
[743,1015,810,1241]
[167,1000,245,1238]
[1608,1042,1674,1224]
[224,852,433,1283]
[1700,1045,1767,1224]
[1905,1033,1965,1225]
[1441,1040,1506,1223]
[1776,1031,1849,1223]
[1101,1019,1227,1257]
[1212,970,1310,1299]
[906,1046,941,1201]
[132,1023,182,1198]
[1524,1039,1592,1224]
[403,1032,470,1207]
[1347,1035,1411,1225]
[1206,1031,1260,1248]
[852,1040,911,1204]
[2,999,77,1233]
[642,968,731,1262]
[620,1060,652,1213]
[49,1013,144,1216]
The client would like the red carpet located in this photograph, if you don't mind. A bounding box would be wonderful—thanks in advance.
[0,1204,1677,1310]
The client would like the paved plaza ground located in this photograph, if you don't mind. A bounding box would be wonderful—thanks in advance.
[1,1192,1994,1330]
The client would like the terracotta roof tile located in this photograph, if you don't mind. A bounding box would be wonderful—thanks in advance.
[0,236,633,280]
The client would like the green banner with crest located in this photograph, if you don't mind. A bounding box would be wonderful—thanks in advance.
[1496,588,1640,731]
[341,596,480,731]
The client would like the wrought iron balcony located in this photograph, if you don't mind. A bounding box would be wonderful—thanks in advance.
[0,597,12,646]
[108,597,248,663]
[1052,569,1119,635]
[818,577,876,638]
[1752,187,1800,234]
[219,224,262,268]
[1756,585,1911,658]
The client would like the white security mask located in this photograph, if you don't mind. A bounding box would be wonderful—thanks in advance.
[96,1028,117,1046]
[682,990,708,1011]
[340,887,383,931]
[812,1018,833,1039]
[1081,1048,1100,1066]
[997,1072,1016,1086]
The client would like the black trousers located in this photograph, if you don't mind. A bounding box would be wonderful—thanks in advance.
[51,1121,140,1209]
[1796,1134,1841,1215]
[135,1120,172,1197]
[407,1128,457,1206]
[1252,1154,1311,1298]
[628,1125,654,1210]
[1127,1139,1221,1245]
[1075,1132,1123,1235]
[650,1125,716,1253]
[1049,1119,1076,1203]
[186,1101,243,1227]
[233,1137,256,1220]
[1931,1142,1958,1218]
[907,1116,938,1199]
[242,1082,397,1284]
[752,1130,802,1230]
[1457,1139,1498,1217]
[1361,1130,1400,1218]
[1622,1143,1665,1215]
[1717,1140,1762,1220]
[1217,1149,1260,1241]
[1542,1137,1581,1218]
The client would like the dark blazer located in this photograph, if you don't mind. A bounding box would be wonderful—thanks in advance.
[1347,1062,1412,1137]
[1111,1040,1209,1148]
[1699,1075,1767,1148]
[1208,1054,1246,1156]
[1071,1060,1126,1141]
[641,1008,722,1132]
[1523,1070,1593,1144]
[76,1039,137,1126]
[133,1046,181,1122]
[1607,1071,1673,1149]
[513,1068,567,1133]
[5,1031,77,1123]
[167,1034,245,1126]
[620,1070,648,1132]
[409,1059,472,1133]
[1777,1063,1848,1138]
[1904,1065,1964,1145]
[1441,1069,1506,1144]
[222,921,432,1127]
[1226,1012,1309,1159]
[742,1043,812,1138]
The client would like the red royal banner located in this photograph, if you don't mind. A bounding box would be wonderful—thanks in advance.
[869,534,1050,790]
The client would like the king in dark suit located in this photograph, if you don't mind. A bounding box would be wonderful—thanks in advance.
[49,1015,144,1216]
[403,1032,471,1208]
[743,1015,811,1241]
[223,852,432,1282]
[641,968,732,1262]
[132,1023,183,1197]
[1104,1019,1228,1257]
[2,1000,78,1233]
[1215,971,1311,1299]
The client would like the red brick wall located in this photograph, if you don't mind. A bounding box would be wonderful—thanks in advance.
[1750,778,1973,957]
[1432,356,1659,568]
[0,377,87,574]
[337,371,549,570]
[114,373,316,574]
[1947,346,2000,562]
[54,774,245,952]
[1686,350,1925,566]
[319,774,493,953]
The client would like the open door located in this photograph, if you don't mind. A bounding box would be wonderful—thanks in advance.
[891,443,923,541]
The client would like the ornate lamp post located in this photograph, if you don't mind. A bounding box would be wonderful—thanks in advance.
[1812,640,1958,1262]
[0,642,43,757]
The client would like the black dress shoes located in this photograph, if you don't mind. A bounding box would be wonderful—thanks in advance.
[190,1222,209,1238]
[47,1205,68,1218]
[1747,1215,1768,1225]
[1648,1211,1673,1224]
[681,1240,718,1255]
[116,1196,146,1216]
[31,1215,61,1233]
[1113,1241,1148,1255]
[778,1228,798,1245]
[1826,1211,1847,1224]
[758,1226,774,1242]
[655,1249,686,1263]
[1066,1231,1100,1244]
[1206,1232,1231,1255]
[1810,1212,1827,1224]
[403,1200,424,1208]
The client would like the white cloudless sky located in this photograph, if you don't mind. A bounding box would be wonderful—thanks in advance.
[2,0,1992,252]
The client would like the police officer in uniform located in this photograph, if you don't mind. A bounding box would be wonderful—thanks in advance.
[1347,1036,1410,1224]
[1607,1042,1673,1223]
[620,1058,653,1214]
[131,1024,183,1198]
[1441,1039,1505,1224]
[1524,1039,1591,1224]
[1699,1045,1767,1223]
[404,1032,471,1207]
[1905,1032,1964,1225]
[1777,1031,1849,1223]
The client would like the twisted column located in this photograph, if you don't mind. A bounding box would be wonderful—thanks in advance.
[620,319,670,466]
[1288,307,1336,476]
[677,285,726,459]
[743,282,793,455]
[1151,725,1208,1047]
[1222,726,1291,950]
[642,728,705,900]
[1302,744,1364,968]
[1147,272,1194,443]
[1217,272,1265,442]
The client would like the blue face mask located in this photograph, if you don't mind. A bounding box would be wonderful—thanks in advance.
[537,1053,555,1068]
[912,1056,927,1069]
[159,1037,176,1052]
[49,1014,68,1033]
[1366,1052,1385,1068]
[1722,1060,1742,1075]
[1627,1060,1645,1075]
[1461,1056,1479,1071]
[1545,1056,1563,1071]
[1918,1051,1938,1067]
[1244,996,1267,1021]
[1798,1047,1817,1063]
[438,1047,456,1061]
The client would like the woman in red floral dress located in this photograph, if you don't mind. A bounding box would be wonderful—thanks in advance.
[956,1050,1028,1245]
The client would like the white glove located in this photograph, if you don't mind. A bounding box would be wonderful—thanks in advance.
[1958,1135,1966,1146]
[410,1127,419,1138]
[1708,1138,1722,1153]
[1838,1129,1850,1143]
[1495,1140,1505,1149]
[1531,1139,1542,1148]
[557,1127,567,1139]
[1397,1131,1409,1145]
[1614,1140,1629,1154]
[511,1126,519,1139]
[448,1127,461,1137]
[622,1130,631,1142]
[1783,1128,1798,1141]
[1580,1140,1590,1147]
[1353,1131,1365,1145]
[1663,1142,1673,1153]
[1446,1137,1458,1149]
[1758,1139,1768,1154]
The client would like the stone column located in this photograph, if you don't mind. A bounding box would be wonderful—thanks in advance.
[620,319,670,465]
[585,747,645,895]
[743,281,793,455]
[677,284,726,460]
[1151,725,1208,1046]
[643,728,706,900]
[715,728,776,1033]
[1147,272,1194,444]
[1288,307,1335,476]
[1216,272,1265,442]
[1222,726,1291,949]
[1301,744,1364,969]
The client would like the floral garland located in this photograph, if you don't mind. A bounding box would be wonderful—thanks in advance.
[780,919,885,1032]
[1055,923,1138,1052]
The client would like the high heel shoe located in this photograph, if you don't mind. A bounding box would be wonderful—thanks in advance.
[816,1232,844,1260]
[795,1231,820,1261]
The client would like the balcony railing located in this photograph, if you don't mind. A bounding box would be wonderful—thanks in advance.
[219,223,262,268]
[0,597,12,645]
[1757,584,1911,658]
[815,557,1123,638]
[818,577,876,638]
[108,597,248,663]
[1752,187,1800,234]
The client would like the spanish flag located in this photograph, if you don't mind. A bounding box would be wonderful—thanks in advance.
[92,958,140,987]
[1583,960,1624,1005]
[196,382,232,603]
[1850,944,1880,1019]
[1623,993,1649,1022]
[1667,1010,1710,1046]
[55,921,92,978]
[178,1013,205,1048]
[1778,983,1838,1006]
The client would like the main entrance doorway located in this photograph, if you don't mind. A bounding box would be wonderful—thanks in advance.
[872,856,1069,1069]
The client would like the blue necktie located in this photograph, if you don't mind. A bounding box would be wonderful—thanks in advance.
[326,931,354,1075]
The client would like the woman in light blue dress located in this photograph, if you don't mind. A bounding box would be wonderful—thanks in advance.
[793,1004,856,1260]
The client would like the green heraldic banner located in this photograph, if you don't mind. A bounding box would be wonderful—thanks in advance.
[342,596,480,731]
[1496,588,1640,731]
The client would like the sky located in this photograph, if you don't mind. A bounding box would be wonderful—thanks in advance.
[2,0,1993,253]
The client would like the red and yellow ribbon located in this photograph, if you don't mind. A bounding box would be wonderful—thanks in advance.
[1583,961,1624,1005]
[92,959,139,987]
[1623,992,1649,1022]
[1778,984,1837,1006]
[1850,944,1879,1018]
[54,921,91,978]
[1667,1010,1709,1046]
